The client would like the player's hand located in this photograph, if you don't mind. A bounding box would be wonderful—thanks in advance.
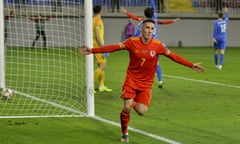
[212,38,217,43]
[212,38,217,47]
[174,18,180,23]
[192,63,205,73]
[224,7,228,13]
[121,7,127,14]
[78,46,92,56]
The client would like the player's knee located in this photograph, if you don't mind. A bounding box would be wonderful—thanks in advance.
[135,107,148,116]
[136,110,146,116]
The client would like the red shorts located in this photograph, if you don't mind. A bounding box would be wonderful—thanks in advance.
[121,84,152,106]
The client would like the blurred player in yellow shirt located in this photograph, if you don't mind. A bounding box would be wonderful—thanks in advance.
[93,5,112,92]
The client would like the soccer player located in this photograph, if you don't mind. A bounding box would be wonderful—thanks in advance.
[93,5,112,92]
[121,0,180,88]
[212,7,229,70]
[29,14,52,48]
[79,19,205,143]
[4,10,14,43]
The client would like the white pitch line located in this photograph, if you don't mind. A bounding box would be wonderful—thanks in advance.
[163,74,240,89]
[93,116,181,144]
[12,90,86,116]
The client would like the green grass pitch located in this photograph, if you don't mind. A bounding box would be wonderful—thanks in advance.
[1,47,240,144]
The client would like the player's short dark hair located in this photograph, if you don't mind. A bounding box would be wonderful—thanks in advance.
[218,12,223,18]
[144,7,154,18]
[93,5,101,14]
[142,19,155,25]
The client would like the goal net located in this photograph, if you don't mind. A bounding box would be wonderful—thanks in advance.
[0,0,94,118]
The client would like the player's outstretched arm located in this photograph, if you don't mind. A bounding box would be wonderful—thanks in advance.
[223,7,229,22]
[157,18,180,25]
[121,7,142,21]
[166,51,205,73]
[79,44,124,56]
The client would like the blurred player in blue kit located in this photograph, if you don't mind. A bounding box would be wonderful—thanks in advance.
[212,7,229,70]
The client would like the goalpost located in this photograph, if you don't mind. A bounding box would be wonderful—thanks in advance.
[0,0,94,118]
[0,0,5,89]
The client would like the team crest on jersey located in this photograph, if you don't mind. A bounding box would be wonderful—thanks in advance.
[150,50,156,57]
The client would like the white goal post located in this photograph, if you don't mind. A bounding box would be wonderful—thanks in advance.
[0,0,94,118]
[0,0,5,89]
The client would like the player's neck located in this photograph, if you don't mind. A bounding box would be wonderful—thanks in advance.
[94,14,101,18]
[141,37,151,44]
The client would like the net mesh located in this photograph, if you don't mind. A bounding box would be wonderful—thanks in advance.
[1,1,86,117]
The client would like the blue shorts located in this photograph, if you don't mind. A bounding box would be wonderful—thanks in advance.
[214,40,226,50]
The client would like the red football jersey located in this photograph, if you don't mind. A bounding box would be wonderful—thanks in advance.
[122,37,167,89]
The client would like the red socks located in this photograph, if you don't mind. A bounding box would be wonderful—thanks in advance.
[120,109,130,135]
[120,101,137,135]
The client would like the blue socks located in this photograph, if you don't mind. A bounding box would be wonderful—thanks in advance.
[214,53,218,65]
[220,54,224,65]
[156,64,162,82]
[214,53,224,65]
